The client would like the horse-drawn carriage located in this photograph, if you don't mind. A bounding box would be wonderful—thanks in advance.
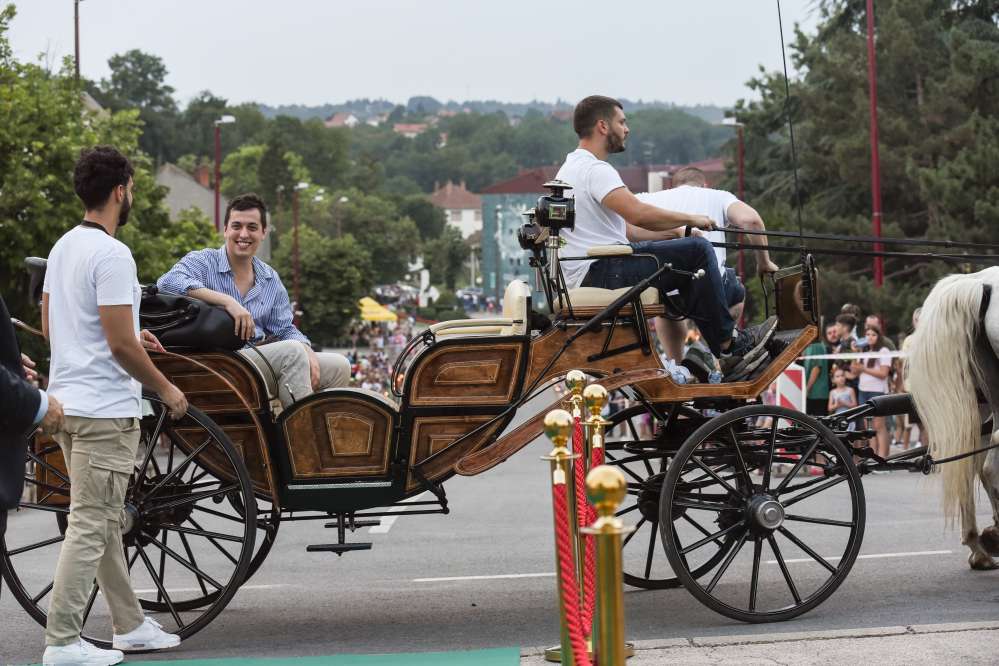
[3,182,942,646]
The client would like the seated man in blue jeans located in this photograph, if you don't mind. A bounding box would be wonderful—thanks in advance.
[556,96,777,380]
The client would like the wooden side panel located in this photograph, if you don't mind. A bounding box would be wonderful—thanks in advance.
[526,324,664,388]
[406,415,504,491]
[33,434,70,506]
[281,397,394,479]
[173,424,271,496]
[409,343,522,406]
[154,353,264,413]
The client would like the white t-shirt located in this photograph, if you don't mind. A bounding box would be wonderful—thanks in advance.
[44,225,143,418]
[857,347,891,393]
[636,185,739,275]
[555,149,629,289]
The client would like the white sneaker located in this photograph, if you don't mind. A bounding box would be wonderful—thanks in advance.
[43,638,124,666]
[112,616,181,652]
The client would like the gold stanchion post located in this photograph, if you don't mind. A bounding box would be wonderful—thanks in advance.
[582,465,633,666]
[542,409,579,665]
[582,384,611,462]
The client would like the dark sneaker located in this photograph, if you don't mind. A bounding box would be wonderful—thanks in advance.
[720,316,778,381]
[681,344,717,383]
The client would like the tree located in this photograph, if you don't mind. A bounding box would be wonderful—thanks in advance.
[395,194,446,240]
[0,5,217,362]
[271,225,374,345]
[221,144,265,197]
[727,0,999,332]
[422,226,468,289]
[96,49,180,163]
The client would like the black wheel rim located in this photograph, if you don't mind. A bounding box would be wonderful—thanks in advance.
[661,404,865,623]
[604,400,725,589]
[1,397,256,646]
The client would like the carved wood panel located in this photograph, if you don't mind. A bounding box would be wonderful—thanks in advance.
[281,396,394,479]
[525,324,663,388]
[409,343,523,406]
[154,353,264,413]
[406,415,504,491]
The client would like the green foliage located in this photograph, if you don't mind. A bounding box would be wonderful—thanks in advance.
[422,226,468,289]
[395,194,446,240]
[726,0,999,335]
[220,144,265,197]
[0,3,222,347]
[270,225,374,345]
[609,108,731,166]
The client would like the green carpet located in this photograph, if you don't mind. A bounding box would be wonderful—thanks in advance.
[135,647,521,665]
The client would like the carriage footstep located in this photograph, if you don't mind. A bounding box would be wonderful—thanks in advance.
[306,542,373,556]
[323,518,381,529]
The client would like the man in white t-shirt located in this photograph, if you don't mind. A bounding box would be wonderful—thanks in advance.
[636,166,779,358]
[556,95,777,380]
[40,147,187,665]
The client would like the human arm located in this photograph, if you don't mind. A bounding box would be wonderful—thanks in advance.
[183,288,255,340]
[603,187,714,233]
[806,364,820,393]
[726,201,778,275]
[99,305,187,418]
[845,388,858,408]
[157,251,255,340]
[624,222,683,242]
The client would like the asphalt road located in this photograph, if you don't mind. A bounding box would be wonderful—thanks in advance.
[3,404,999,663]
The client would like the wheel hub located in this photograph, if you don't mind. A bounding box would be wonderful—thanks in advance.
[746,494,785,533]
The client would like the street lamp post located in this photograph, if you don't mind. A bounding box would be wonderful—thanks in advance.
[291,182,308,327]
[335,195,349,238]
[866,0,885,287]
[74,0,82,83]
[213,115,236,232]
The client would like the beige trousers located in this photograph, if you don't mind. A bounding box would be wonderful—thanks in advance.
[46,416,144,647]
[238,341,351,408]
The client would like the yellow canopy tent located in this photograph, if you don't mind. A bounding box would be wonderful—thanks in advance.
[358,296,398,322]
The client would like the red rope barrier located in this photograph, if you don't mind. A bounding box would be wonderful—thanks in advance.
[553,482,592,666]
[572,417,597,635]
[581,443,604,632]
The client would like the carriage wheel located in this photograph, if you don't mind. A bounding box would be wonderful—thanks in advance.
[605,401,733,590]
[0,397,256,646]
[660,405,865,623]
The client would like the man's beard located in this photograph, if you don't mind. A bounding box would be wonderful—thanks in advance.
[118,195,131,227]
[607,131,627,154]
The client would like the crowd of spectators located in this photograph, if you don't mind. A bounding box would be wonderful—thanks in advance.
[344,319,418,397]
[802,302,925,465]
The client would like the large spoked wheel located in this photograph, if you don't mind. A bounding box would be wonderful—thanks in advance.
[0,397,256,646]
[604,400,730,590]
[661,405,865,623]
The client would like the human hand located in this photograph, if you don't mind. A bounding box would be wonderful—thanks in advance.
[305,344,320,391]
[689,227,708,238]
[160,382,189,420]
[223,298,255,340]
[21,353,38,382]
[40,394,64,434]
[758,258,780,276]
[140,329,166,353]
[688,215,716,232]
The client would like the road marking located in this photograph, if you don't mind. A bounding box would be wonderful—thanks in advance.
[132,584,288,594]
[368,491,431,534]
[414,572,556,583]
[766,549,952,565]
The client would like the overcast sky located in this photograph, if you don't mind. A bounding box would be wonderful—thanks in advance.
[8,1,821,109]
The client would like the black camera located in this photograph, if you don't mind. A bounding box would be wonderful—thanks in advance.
[517,208,544,250]
[535,180,574,232]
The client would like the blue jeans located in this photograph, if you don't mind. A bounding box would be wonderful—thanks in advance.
[722,267,746,308]
[580,237,735,356]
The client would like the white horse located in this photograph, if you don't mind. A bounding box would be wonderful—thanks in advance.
[906,266,999,570]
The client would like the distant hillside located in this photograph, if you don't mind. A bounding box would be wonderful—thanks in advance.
[259,97,727,124]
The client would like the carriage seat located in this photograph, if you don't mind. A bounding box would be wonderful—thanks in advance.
[431,280,531,337]
[552,244,668,318]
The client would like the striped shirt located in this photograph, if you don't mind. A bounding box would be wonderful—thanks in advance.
[157,245,309,345]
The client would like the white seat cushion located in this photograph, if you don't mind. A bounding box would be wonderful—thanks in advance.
[559,286,660,309]
[587,244,633,257]
[430,280,531,337]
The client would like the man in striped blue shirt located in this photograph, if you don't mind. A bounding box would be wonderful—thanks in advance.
[157,193,350,408]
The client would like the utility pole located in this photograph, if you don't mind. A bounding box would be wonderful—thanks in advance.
[292,188,302,327]
[866,0,885,287]
[74,0,81,83]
